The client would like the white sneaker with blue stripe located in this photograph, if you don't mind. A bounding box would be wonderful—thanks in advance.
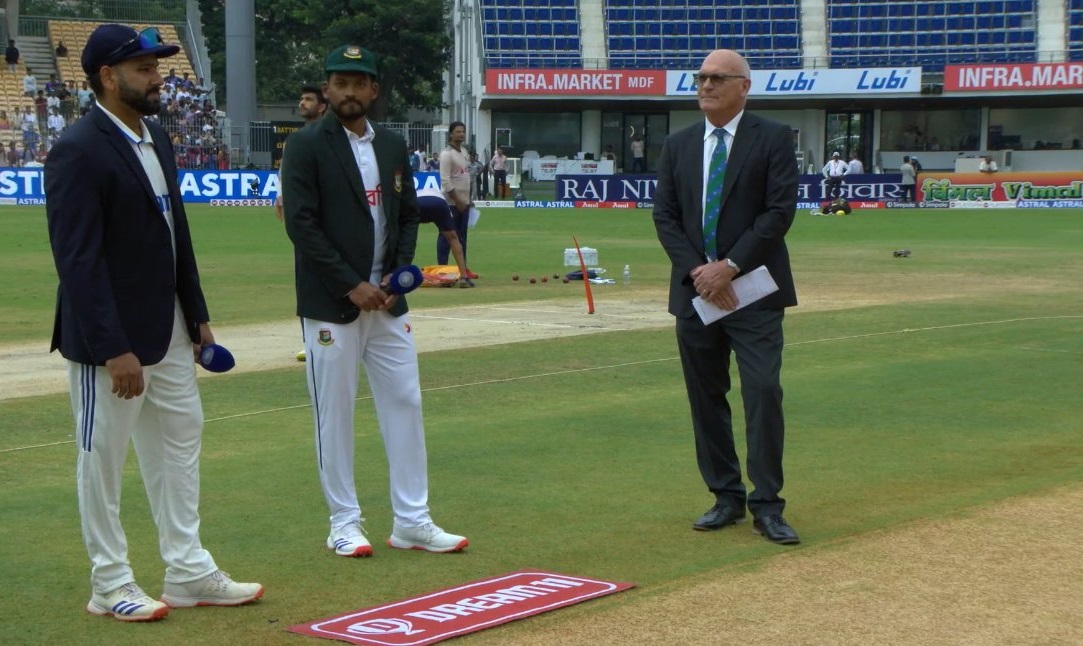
[326,520,373,557]
[161,569,264,607]
[86,581,169,622]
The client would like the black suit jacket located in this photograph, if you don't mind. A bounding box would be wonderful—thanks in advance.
[45,107,209,366]
[281,113,418,322]
[653,113,799,318]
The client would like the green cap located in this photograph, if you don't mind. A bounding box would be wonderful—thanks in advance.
[325,45,378,77]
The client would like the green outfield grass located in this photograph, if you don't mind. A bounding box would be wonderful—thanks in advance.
[1,206,1081,644]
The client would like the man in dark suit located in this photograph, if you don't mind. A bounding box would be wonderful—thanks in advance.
[45,24,262,622]
[281,45,467,558]
[652,49,801,545]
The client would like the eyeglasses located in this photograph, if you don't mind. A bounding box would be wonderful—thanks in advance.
[695,73,747,85]
[102,27,165,65]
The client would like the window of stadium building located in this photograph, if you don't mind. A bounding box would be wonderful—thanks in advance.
[490,112,581,159]
[987,108,1083,151]
[880,109,981,153]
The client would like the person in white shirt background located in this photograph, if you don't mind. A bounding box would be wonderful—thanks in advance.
[822,151,848,198]
[979,156,998,173]
[846,152,864,175]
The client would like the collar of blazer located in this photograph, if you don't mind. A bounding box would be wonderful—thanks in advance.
[90,106,172,210]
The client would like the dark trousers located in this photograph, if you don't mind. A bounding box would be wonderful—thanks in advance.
[632,157,646,172]
[901,184,915,202]
[825,175,844,198]
[436,205,468,265]
[492,169,507,197]
[675,308,787,518]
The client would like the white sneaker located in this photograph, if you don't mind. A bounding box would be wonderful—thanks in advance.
[160,570,264,607]
[327,520,373,557]
[86,582,170,622]
[388,522,468,553]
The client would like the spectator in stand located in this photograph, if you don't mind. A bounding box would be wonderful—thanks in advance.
[217,144,229,169]
[23,68,37,97]
[0,110,11,130]
[6,141,19,166]
[164,67,181,86]
[45,73,62,95]
[21,141,37,164]
[5,39,19,73]
[47,106,65,134]
[21,106,38,147]
[55,40,68,57]
[47,89,61,115]
[179,72,195,91]
[35,90,48,124]
[160,82,174,105]
[58,80,76,121]
[77,80,94,115]
[195,76,214,97]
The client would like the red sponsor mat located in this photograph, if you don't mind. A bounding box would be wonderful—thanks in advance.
[288,570,635,645]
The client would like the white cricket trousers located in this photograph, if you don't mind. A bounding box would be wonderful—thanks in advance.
[69,305,216,594]
[303,309,431,533]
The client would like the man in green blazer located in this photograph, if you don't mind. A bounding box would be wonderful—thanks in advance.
[282,45,468,558]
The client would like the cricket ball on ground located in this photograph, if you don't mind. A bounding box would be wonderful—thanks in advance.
[541,276,548,283]
[562,277,570,283]
[529,277,536,284]
[512,274,519,281]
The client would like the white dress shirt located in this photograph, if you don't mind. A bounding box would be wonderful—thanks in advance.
[343,120,387,280]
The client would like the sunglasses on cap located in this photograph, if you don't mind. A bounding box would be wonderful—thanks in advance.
[103,27,165,64]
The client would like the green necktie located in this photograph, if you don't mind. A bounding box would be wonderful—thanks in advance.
[703,128,727,261]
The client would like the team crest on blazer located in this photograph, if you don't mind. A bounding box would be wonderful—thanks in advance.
[393,170,402,193]
[318,328,334,346]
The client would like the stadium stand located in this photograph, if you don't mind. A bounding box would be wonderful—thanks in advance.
[604,0,802,70]
[47,21,198,84]
[480,0,583,68]
[1069,0,1083,62]
[827,1,1038,71]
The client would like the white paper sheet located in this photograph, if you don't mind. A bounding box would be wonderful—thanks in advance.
[692,265,779,325]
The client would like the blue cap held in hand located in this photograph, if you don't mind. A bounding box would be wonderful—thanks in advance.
[199,343,235,373]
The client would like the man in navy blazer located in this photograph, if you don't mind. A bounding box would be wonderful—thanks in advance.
[653,49,801,545]
[45,23,261,622]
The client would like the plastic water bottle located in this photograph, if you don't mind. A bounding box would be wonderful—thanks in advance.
[622,264,631,285]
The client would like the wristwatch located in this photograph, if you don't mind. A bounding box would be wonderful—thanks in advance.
[723,258,741,273]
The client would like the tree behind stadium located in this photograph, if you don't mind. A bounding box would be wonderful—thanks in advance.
[198,0,451,121]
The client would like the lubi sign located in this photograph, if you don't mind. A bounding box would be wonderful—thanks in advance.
[666,67,921,96]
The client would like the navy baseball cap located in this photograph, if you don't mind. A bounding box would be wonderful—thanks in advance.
[81,24,180,76]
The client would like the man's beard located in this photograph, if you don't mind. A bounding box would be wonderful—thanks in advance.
[331,98,366,121]
[118,77,160,116]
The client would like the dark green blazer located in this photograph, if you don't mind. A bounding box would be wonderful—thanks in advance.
[282,113,419,322]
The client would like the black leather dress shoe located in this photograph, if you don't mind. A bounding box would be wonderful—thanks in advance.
[693,504,746,531]
[752,515,800,545]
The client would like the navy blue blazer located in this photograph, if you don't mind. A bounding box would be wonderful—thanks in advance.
[45,106,209,366]
[653,113,799,318]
